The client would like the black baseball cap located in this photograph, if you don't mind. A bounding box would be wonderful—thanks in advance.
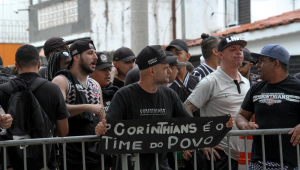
[136,45,178,70]
[113,47,136,62]
[44,37,69,56]
[95,52,113,69]
[218,35,247,51]
[69,39,96,57]
[166,39,189,53]
[165,51,188,66]
[243,49,254,63]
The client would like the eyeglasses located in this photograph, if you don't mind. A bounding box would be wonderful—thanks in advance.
[240,62,251,67]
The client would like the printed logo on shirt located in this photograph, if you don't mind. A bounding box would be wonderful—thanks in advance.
[90,84,100,98]
[75,84,84,92]
[253,93,300,106]
[104,101,111,111]
[140,108,166,115]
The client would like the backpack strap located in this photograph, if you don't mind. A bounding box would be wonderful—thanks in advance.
[0,82,14,95]
[29,77,48,91]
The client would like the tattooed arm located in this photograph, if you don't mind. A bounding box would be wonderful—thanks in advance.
[183,100,199,117]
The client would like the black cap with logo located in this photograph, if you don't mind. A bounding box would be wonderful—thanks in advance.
[69,39,96,57]
[136,45,178,70]
[113,47,136,62]
[218,35,247,51]
[44,37,69,57]
[95,52,113,69]
[166,39,189,53]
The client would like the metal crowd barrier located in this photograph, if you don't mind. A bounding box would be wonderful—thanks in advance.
[0,128,298,170]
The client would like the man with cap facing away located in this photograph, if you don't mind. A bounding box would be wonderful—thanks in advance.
[95,45,194,170]
[52,39,105,170]
[238,48,260,87]
[236,44,300,170]
[112,47,136,88]
[183,35,250,170]
[39,37,70,78]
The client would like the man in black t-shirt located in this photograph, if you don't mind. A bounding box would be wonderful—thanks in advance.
[0,45,69,170]
[112,47,136,88]
[96,45,193,170]
[236,44,300,169]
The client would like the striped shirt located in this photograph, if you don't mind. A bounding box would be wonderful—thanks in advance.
[191,63,215,80]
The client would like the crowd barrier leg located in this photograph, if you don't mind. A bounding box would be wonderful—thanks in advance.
[210,147,214,170]
[101,154,105,170]
[297,145,300,169]
[193,149,197,170]
[121,154,129,170]
[134,153,140,170]
[63,143,67,170]
[82,142,86,170]
[23,146,27,170]
[3,147,7,170]
[238,136,252,170]
[261,134,266,170]
[43,144,47,169]
[173,152,178,170]
[279,134,283,170]
[227,136,231,170]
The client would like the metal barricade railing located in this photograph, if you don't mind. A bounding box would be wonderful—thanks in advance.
[1,128,299,170]
[0,135,103,170]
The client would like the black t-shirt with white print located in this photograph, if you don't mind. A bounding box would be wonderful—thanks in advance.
[241,75,300,168]
[106,83,192,170]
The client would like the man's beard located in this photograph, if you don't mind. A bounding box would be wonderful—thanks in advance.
[79,55,94,75]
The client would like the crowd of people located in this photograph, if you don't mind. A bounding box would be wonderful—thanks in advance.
[0,33,300,170]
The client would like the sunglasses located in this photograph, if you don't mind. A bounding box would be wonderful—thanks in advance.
[240,62,251,67]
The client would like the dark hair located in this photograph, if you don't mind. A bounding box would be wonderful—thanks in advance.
[45,51,63,81]
[11,66,19,75]
[186,61,194,73]
[269,57,288,72]
[15,44,40,69]
[200,33,220,60]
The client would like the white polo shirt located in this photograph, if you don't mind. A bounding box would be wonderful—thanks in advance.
[187,66,250,160]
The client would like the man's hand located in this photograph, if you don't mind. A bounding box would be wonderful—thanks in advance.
[95,119,107,136]
[200,146,224,161]
[226,114,234,128]
[0,114,13,129]
[288,124,300,146]
[88,104,106,120]
[182,150,193,161]
[242,122,259,130]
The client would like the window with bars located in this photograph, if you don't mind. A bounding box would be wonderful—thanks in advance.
[38,0,78,30]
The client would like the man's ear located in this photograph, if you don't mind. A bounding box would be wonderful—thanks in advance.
[149,67,156,77]
[212,48,218,56]
[274,60,280,69]
[249,63,254,69]
[218,51,223,60]
[186,53,191,61]
[37,60,41,70]
[113,61,118,68]
[15,63,20,72]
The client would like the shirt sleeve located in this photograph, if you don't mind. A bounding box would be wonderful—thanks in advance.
[187,77,214,109]
[106,91,126,121]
